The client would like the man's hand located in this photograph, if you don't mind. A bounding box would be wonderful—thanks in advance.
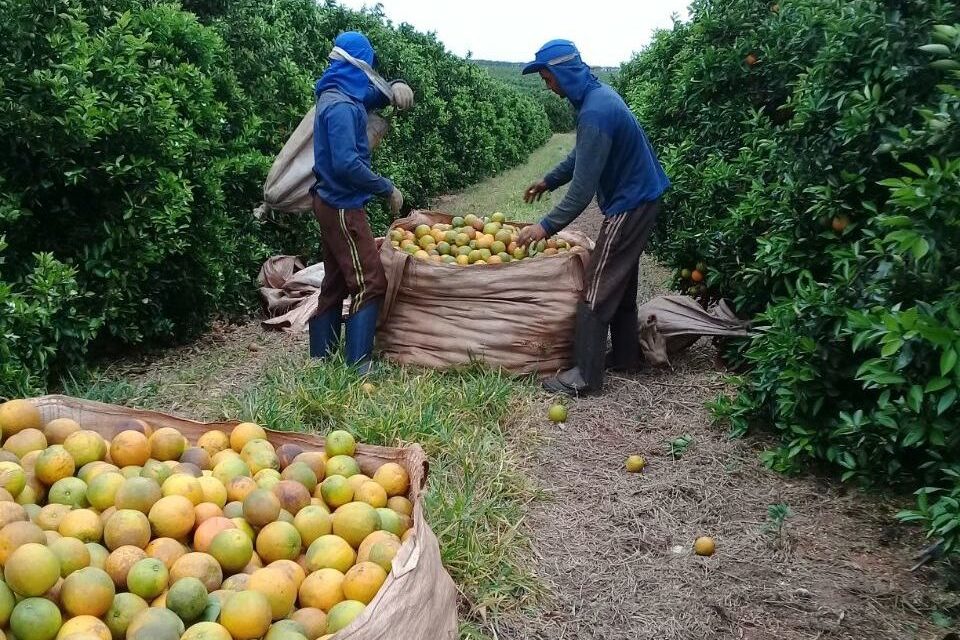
[391,82,415,111]
[517,223,547,247]
[523,180,549,203]
[388,188,404,215]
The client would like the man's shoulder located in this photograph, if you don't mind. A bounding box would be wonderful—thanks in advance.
[318,90,363,117]
[579,86,631,129]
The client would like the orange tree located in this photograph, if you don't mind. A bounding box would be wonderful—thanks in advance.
[616,0,960,550]
[0,0,549,395]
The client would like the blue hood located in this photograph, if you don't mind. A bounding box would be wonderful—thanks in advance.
[522,39,600,108]
[315,31,376,101]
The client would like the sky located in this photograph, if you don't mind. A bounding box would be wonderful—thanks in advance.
[335,0,691,67]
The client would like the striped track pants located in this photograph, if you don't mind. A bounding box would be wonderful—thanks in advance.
[312,196,387,317]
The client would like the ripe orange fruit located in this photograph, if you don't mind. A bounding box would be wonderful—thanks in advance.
[832,215,850,233]
[63,430,107,468]
[331,502,379,549]
[745,53,758,66]
[386,496,413,516]
[57,614,112,640]
[219,590,272,640]
[59,508,103,543]
[114,477,162,514]
[690,270,704,283]
[148,495,196,539]
[193,516,236,553]
[149,428,186,462]
[293,506,332,548]
[145,537,186,570]
[306,535,356,574]
[626,455,646,473]
[0,400,42,438]
[170,552,223,592]
[274,480,311,516]
[61,566,116,617]
[255,521,302,563]
[0,521,45,564]
[248,566,297,619]
[4,543,59,597]
[293,453,326,482]
[230,423,267,453]
[243,489,281,527]
[197,430,230,458]
[105,545,147,589]
[43,418,81,445]
[86,471,125,511]
[48,535,91,577]
[342,561,386,605]
[103,508,151,550]
[195,501,224,526]
[110,431,151,468]
[298,568,345,612]
[35,445,75,485]
[694,536,716,556]
[289,607,328,640]
[161,473,204,505]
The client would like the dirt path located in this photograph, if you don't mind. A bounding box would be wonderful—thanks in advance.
[499,205,952,640]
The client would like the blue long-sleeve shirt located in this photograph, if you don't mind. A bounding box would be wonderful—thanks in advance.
[539,83,670,235]
[311,88,393,210]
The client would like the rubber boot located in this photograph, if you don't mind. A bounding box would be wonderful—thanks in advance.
[345,300,381,376]
[543,303,608,396]
[309,306,342,359]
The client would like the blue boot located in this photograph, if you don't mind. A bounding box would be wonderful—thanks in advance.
[309,306,342,359]
[344,301,381,375]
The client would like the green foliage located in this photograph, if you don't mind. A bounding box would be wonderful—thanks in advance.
[0,0,549,397]
[474,60,578,133]
[618,1,960,550]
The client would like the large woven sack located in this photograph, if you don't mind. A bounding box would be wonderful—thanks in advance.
[262,108,391,213]
[378,211,593,375]
[26,395,458,640]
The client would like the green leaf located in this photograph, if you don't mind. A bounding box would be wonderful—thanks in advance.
[908,385,924,413]
[912,237,930,259]
[901,162,925,176]
[941,348,957,377]
[930,59,960,70]
[938,389,957,415]
[881,339,903,357]
[926,378,951,393]
[919,43,953,56]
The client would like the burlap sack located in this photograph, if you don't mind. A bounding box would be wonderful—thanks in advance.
[637,295,749,366]
[261,109,391,213]
[377,211,593,375]
[26,395,458,640]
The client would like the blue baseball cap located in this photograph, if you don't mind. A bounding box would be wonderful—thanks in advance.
[521,39,581,75]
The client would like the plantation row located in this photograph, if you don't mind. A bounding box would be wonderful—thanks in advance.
[616,0,960,549]
[0,0,550,397]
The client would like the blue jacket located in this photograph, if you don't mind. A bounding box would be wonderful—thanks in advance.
[531,41,669,234]
[311,32,393,210]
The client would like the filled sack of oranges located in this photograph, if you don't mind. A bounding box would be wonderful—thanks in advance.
[378,210,593,375]
[0,395,456,640]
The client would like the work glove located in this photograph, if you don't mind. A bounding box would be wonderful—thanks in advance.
[391,81,415,111]
[388,187,404,215]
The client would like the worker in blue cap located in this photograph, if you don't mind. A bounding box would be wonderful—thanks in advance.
[308,31,414,374]
[518,39,670,396]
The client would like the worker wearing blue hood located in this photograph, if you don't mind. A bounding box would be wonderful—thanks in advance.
[309,31,415,374]
[518,39,670,396]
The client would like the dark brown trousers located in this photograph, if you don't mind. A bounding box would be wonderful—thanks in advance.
[312,196,387,316]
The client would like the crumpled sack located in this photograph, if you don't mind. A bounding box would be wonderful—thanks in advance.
[258,255,347,332]
[637,295,749,366]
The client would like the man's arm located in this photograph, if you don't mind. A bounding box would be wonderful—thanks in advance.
[538,123,612,234]
[326,103,394,198]
[544,148,577,190]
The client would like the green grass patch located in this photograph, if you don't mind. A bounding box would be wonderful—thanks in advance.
[440,133,574,223]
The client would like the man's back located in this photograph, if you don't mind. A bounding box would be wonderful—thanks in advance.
[579,83,670,215]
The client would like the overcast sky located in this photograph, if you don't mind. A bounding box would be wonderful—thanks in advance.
[336,0,691,67]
